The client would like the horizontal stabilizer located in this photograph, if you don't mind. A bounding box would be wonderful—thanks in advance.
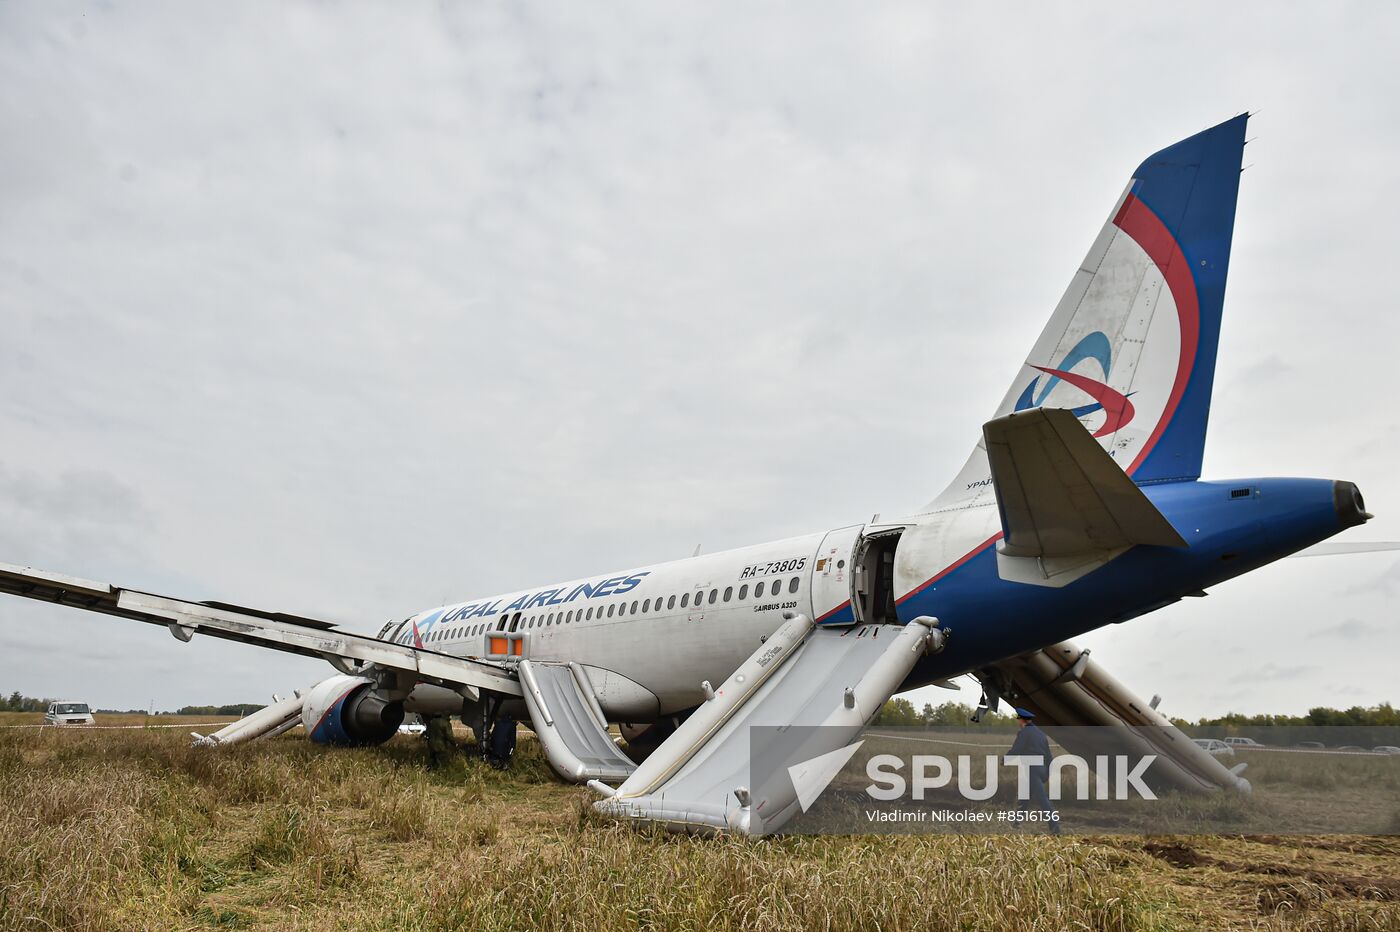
[985,408,1188,558]
[1290,541,1400,558]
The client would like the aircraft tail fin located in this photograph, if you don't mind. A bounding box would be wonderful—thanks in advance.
[930,115,1248,510]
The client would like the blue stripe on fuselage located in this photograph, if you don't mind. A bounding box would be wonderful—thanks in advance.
[896,477,1345,689]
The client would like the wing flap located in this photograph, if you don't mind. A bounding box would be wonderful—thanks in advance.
[984,408,1187,558]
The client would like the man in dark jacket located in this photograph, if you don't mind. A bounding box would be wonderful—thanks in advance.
[488,715,517,770]
[424,715,457,769]
[1007,707,1061,834]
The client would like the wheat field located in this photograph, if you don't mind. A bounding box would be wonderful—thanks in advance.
[1,714,1396,931]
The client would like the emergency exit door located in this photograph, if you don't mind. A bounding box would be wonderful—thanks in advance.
[809,524,863,626]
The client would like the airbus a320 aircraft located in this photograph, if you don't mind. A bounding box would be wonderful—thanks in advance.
[3,114,1391,834]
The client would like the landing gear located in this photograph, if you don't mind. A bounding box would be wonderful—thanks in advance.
[971,668,1012,724]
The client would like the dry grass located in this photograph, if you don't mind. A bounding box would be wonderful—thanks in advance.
[0,722,1396,930]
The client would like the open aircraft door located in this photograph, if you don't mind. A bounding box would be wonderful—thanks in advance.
[810,524,862,626]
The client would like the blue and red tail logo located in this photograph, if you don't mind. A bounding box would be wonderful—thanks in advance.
[1013,331,1135,437]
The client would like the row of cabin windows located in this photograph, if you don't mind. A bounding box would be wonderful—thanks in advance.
[416,575,803,645]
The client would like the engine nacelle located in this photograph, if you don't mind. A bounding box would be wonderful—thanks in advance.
[301,675,404,746]
[620,710,693,761]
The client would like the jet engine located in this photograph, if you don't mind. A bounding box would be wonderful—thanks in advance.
[301,675,404,746]
[620,711,692,761]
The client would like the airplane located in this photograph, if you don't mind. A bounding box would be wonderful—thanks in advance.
[3,113,1395,833]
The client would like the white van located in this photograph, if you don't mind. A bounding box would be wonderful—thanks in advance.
[44,701,94,726]
[1223,736,1260,748]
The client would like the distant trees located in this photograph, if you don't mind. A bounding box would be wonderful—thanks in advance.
[2,690,51,713]
[1193,703,1398,728]
[175,704,262,717]
[1190,703,1399,749]
[871,697,921,726]
[1,690,261,716]
[871,698,1017,727]
[872,699,1400,736]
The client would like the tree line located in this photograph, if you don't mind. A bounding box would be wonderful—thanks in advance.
[1188,703,1399,728]
[3,691,52,713]
[172,704,263,717]
[872,698,1400,736]
[1186,703,1399,748]
[872,698,1019,727]
[2,690,260,716]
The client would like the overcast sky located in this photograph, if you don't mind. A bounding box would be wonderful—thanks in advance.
[1,3,1395,719]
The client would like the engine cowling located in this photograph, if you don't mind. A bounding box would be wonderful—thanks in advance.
[619,710,693,761]
[301,675,404,746]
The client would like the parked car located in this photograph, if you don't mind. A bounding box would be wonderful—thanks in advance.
[44,701,94,726]
[1371,746,1400,755]
[1295,741,1325,749]
[1223,736,1260,748]
[1192,738,1235,757]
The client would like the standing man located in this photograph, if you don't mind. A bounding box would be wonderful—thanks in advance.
[424,715,457,769]
[488,714,517,770]
[1007,707,1061,834]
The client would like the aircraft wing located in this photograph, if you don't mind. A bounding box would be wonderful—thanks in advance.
[974,641,1247,793]
[0,561,521,698]
[984,408,1188,558]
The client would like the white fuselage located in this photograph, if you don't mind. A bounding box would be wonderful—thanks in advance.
[382,525,879,720]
